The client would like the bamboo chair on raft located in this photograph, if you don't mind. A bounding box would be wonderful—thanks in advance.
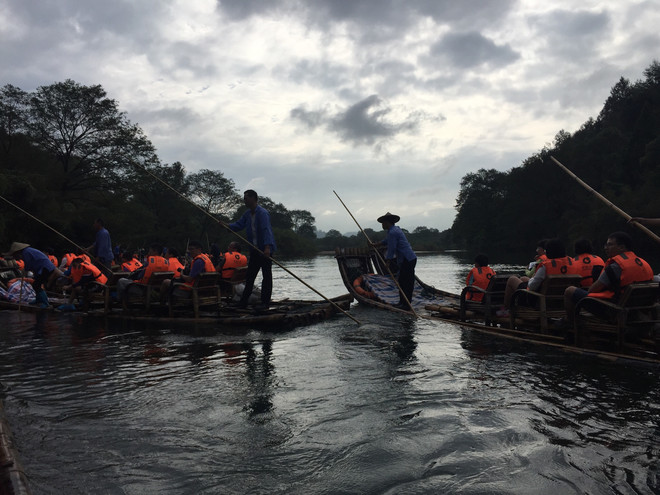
[82,271,129,314]
[168,271,222,318]
[122,271,175,313]
[219,266,248,300]
[574,282,660,354]
[460,274,509,326]
[510,274,582,333]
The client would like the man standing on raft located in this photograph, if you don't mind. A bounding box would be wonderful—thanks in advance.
[376,212,417,310]
[227,190,276,309]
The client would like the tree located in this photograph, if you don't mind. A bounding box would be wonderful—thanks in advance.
[257,197,293,229]
[187,168,241,217]
[26,79,158,195]
[0,84,29,155]
[297,224,317,239]
[290,209,316,234]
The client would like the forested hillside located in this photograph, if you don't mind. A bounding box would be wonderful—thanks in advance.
[452,61,660,265]
[0,80,318,257]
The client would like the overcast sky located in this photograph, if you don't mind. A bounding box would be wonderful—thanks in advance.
[2,1,659,234]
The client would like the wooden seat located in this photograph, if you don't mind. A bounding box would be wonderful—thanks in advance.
[169,271,221,318]
[510,274,582,332]
[219,266,248,299]
[83,271,129,313]
[122,271,174,312]
[460,274,509,326]
[574,282,660,352]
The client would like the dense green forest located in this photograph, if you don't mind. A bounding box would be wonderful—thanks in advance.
[3,61,660,263]
[0,80,328,257]
[451,60,660,266]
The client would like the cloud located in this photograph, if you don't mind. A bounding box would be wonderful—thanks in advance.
[528,9,610,63]
[2,0,660,235]
[428,31,520,69]
[291,95,430,146]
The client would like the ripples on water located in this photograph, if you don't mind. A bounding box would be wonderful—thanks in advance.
[1,254,659,494]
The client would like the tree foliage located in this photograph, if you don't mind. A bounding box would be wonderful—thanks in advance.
[451,59,660,266]
[188,168,242,217]
[25,80,158,196]
[0,80,319,257]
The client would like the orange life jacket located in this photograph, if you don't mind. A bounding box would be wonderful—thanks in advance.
[61,253,77,268]
[588,251,654,300]
[167,257,185,279]
[71,260,107,285]
[184,253,215,287]
[137,256,169,285]
[540,256,578,276]
[121,258,143,273]
[15,259,25,270]
[574,253,605,287]
[220,251,247,279]
[465,266,496,302]
[47,254,58,267]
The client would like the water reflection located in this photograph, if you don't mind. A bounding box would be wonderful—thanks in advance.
[457,327,660,493]
[243,340,274,418]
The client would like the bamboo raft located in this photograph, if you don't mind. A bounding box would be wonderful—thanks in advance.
[96,293,354,328]
[335,246,660,365]
[0,294,354,329]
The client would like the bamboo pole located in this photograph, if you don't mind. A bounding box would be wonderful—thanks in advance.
[0,193,112,275]
[133,164,361,325]
[550,156,660,245]
[333,190,419,317]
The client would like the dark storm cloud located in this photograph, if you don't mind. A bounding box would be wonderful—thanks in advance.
[331,95,403,144]
[216,0,517,37]
[428,32,520,69]
[290,106,327,130]
[6,0,164,39]
[291,95,438,146]
[529,9,610,61]
[278,59,353,91]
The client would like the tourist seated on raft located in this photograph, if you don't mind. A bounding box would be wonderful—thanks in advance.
[629,216,660,282]
[564,231,654,324]
[2,242,63,307]
[59,249,91,271]
[524,239,548,278]
[573,238,604,288]
[120,251,143,273]
[504,238,577,309]
[59,257,108,310]
[161,240,215,299]
[165,248,185,279]
[116,243,170,302]
[42,246,58,268]
[465,253,496,302]
[216,241,248,280]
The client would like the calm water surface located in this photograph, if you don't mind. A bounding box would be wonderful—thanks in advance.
[1,253,659,494]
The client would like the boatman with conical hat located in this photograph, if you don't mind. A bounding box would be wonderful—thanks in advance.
[3,242,63,307]
[376,212,417,310]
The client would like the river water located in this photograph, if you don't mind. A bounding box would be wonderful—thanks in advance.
[1,253,659,494]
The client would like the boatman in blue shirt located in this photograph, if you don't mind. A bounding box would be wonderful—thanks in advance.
[226,190,276,309]
[86,218,114,271]
[3,242,63,307]
[376,212,417,310]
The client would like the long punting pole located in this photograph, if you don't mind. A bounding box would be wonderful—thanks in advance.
[550,156,660,246]
[333,190,419,318]
[0,193,113,276]
[133,164,361,325]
